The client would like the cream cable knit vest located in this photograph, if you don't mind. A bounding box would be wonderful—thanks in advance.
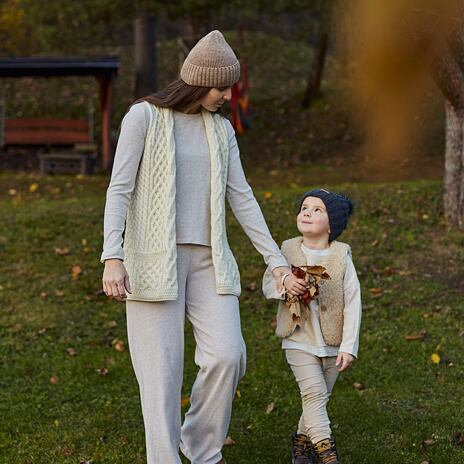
[275,237,349,346]
[123,103,241,301]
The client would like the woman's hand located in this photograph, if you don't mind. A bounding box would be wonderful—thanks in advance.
[272,267,307,296]
[336,352,354,372]
[102,259,132,302]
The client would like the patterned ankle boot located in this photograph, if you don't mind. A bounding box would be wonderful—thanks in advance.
[291,432,315,464]
[312,436,340,464]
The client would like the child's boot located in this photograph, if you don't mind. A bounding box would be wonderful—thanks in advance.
[312,436,340,464]
[291,432,314,464]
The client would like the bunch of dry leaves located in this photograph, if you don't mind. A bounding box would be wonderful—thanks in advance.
[285,265,330,306]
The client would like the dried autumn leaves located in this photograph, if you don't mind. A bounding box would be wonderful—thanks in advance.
[285,265,330,307]
[49,322,126,385]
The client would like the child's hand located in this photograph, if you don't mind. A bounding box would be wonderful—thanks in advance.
[336,352,354,372]
[283,274,307,296]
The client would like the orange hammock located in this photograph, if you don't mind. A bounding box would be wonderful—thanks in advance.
[230,60,252,134]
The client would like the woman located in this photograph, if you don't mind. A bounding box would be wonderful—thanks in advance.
[101,30,305,464]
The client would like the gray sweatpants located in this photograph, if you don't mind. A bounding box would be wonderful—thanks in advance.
[285,349,339,444]
[126,245,246,464]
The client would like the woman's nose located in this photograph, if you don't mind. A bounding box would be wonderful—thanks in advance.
[223,88,232,101]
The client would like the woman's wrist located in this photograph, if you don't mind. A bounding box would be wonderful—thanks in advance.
[104,258,123,264]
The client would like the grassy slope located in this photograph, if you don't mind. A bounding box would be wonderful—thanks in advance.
[1,174,463,464]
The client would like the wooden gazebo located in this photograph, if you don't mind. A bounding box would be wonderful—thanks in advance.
[0,56,119,171]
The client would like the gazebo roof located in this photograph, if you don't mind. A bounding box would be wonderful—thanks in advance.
[0,56,119,78]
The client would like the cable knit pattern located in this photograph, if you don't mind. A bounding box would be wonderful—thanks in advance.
[123,103,240,301]
[275,237,349,345]
[202,109,241,295]
[123,104,178,301]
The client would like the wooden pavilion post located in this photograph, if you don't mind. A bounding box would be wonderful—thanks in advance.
[97,73,114,171]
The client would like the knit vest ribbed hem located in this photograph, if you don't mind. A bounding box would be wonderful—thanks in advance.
[124,103,241,302]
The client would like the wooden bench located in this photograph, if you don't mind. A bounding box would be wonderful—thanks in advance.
[0,100,97,174]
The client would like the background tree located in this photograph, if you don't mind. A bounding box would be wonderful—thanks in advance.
[433,19,464,229]
[352,0,464,230]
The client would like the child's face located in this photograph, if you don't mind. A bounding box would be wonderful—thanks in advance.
[297,196,330,239]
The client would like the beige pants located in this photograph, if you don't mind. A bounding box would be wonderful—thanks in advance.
[126,245,246,464]
[285,349,339,444]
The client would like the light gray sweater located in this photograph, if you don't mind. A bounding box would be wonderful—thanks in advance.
[101,102,287,271]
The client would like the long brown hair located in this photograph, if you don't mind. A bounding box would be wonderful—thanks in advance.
[134,78,212,113]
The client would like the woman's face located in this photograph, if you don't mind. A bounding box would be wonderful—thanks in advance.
[199,87,232,112]
[297,196,330,238]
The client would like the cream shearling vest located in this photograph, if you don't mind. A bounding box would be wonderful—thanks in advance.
[123,103,241,301]
[275,237,350,346]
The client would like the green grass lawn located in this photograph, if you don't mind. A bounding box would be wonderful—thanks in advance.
[1,173,464,464]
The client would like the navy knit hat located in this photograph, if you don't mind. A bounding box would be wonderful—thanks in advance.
[298,189,354,242]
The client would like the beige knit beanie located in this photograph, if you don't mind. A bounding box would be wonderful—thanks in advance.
[180,30,240,88]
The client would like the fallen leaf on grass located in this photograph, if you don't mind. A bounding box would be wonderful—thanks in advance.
[431,353,441,365]
[66,348,77,356]
[71,265,82,280]
[438,371,445,384]
[181,396,190,407]
[398,270,412,276]
[107,320,118,328]
[265,402,275,414]
[353,382,366,391]
[29,183,39,192]
[113,339,125,352]
[40,292,47,299]
[369,288,382,295]
[236,390,241,398]
[404,330,427,341]
[58,446,74,457]
[50,375,59,385]
[264,191,273,199]
[422,438,435,446]
[54,290,65,298]
[97,368,109,376]
[247,282,257,291]
[54,247,70,256]
[452,431,464,446]
[224,436,236,446]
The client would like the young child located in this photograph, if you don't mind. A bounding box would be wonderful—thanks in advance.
[263,189,362,464]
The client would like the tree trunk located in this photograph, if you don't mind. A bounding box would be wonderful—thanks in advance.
[444,100,464,229]
[134,13,157,98]
[302,1,331,108]
[302,31,329,108]
[181,15,196,50]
